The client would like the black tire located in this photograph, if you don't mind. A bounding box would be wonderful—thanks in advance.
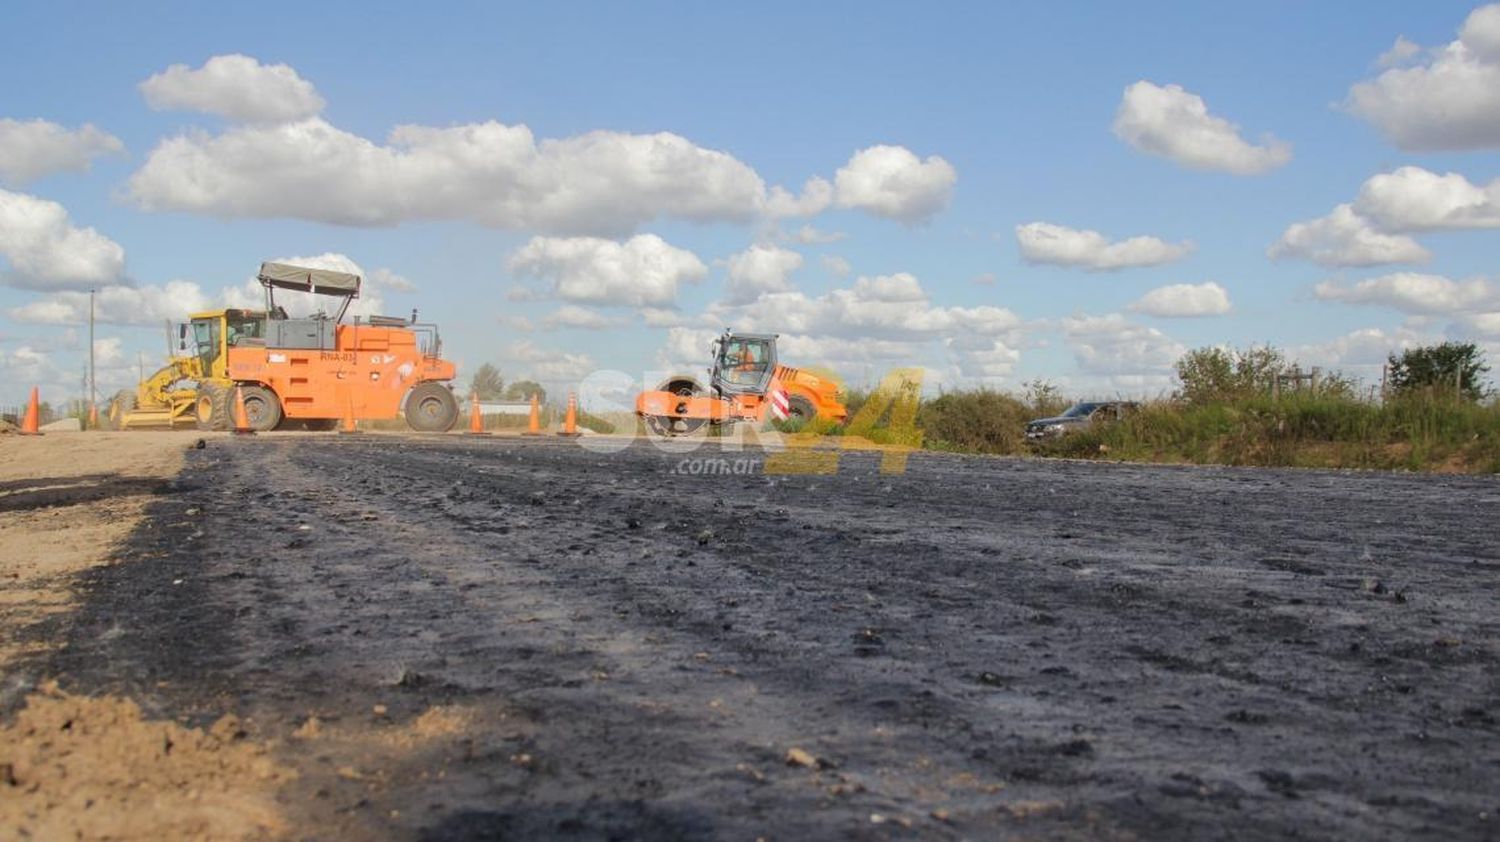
[301,419,339,432]
[195,383,229,431]
[787,394,817,423]
[106,389,136,431]
[405,382,459,432]
[237,385,283,432]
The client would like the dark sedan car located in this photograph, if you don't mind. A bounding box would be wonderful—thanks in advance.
[1025,401,1137,440]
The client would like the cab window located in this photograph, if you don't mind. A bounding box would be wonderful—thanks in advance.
[191,318,221,368]
[227,315,264,346]
[717,338,771,387]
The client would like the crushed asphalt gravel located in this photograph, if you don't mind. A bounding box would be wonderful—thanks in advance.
[19,434,1500,839]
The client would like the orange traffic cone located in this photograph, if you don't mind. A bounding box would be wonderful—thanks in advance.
[338,389,360,435]
[522,393,543,436]
[232,386,255,435]
[465,392,490,436]
[557,392,582,438]
[18,386,42,436]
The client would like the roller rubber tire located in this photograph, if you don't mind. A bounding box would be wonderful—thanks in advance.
[237,385,283,432]
[405,383,459,432]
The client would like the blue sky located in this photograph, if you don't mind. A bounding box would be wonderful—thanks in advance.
[3,0,1499,407]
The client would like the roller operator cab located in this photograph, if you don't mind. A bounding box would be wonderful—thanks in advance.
[712,333,778,396]
[635,329,847,437]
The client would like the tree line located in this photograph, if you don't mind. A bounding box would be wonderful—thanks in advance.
[468,363,545,403]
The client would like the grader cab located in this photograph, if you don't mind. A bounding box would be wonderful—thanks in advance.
[107,262,459,432]
[636,330,847,436]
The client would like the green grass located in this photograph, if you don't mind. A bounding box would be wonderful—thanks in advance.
[1031,393,1500,473]
[818,386,1500,473]
[575,410,616,435]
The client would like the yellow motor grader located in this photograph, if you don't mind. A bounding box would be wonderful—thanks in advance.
[105,309,269,430]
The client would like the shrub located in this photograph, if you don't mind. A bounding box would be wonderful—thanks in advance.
[1021,379,1070,419]
[917,390,1031,454]
[1175,345,1291,403]
[1388,342,1490,402]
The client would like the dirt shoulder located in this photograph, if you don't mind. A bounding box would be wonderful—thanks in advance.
[0,431,192,667]
[0,430,298,842]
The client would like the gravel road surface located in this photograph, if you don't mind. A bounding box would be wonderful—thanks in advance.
[21,435,1500,840]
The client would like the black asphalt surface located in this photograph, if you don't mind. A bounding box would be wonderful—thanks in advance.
[24,434,1500,840]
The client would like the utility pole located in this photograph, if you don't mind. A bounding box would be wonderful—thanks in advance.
[88,289,96,416]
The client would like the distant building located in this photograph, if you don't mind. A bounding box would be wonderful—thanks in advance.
[478,400,532,415]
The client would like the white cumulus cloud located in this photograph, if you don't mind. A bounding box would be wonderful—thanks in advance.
[1128,282,1232,317]
[9,253,399,326]
[1270,165,1500,267]
[0,344,61,392]
[787,224,846,245]
[1378,36,1424,68]
[8,280,213,325]
[508,234,707,307]
[0,188,126,289]
[1112,81,1291,174]
[541,305,619,330]
[1346,4,1500,151]
[766,177,834,218]
[128,117,775,236]
[1352,166,1500,230]
[833,145,957,223]
[1016,222,1192,271]
[139,54,325,124]
[128,57,956,233]
[500,339,595,382]
[1459,312,1500,337]
[724,244,803,304]
[1267,203,1430,267]
[946,336,1022,378]
[369,267,417,293]
[1061,313,1187,381]
[0,119,124,186]
[1314,272,1497,315]
[700,272,1027,380]
[1293,327,1428,376]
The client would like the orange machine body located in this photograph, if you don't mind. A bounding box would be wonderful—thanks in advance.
[226,323,456,420]
[637,330,846,437]
[634,366,846,425]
